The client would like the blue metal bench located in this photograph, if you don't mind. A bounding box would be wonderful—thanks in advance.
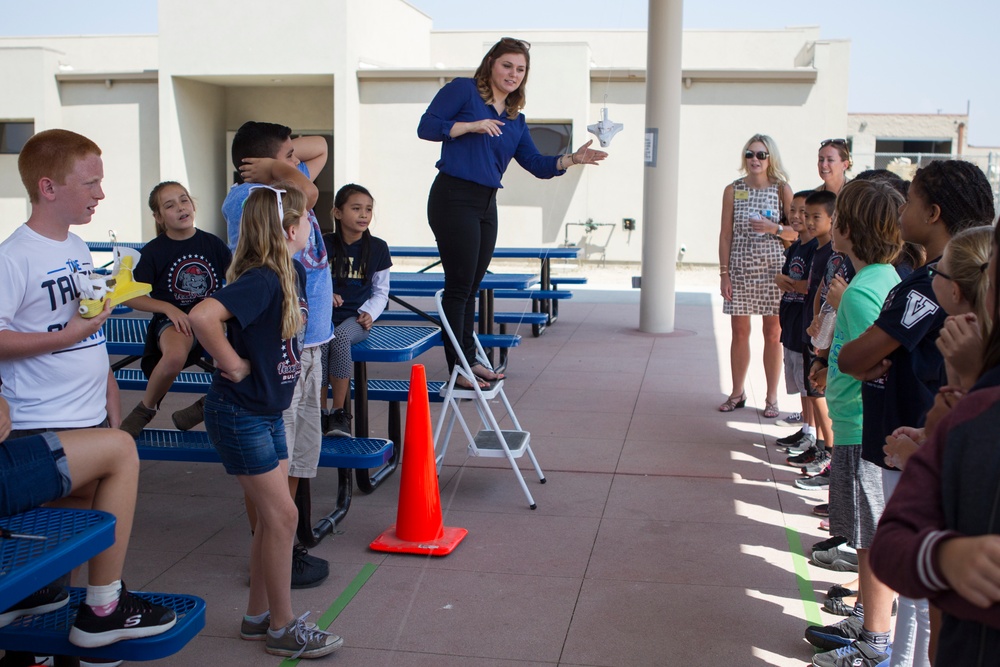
[135,428,393,546]
[0,508,204,661]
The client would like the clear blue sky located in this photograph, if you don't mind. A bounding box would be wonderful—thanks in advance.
[3,0,998,145]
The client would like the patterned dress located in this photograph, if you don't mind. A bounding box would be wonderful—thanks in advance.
[723,178,784,316]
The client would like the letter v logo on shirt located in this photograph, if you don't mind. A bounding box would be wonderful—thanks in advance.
[901,291,939,329]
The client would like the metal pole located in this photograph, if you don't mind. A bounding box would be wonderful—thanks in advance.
[639,0,684,333]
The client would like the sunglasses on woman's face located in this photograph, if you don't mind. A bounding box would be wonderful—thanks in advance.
[926,261,953,281]
[820,138,848,148]
[745,150,769,161]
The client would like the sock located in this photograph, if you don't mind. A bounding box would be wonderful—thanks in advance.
[268,626,287,638]
[244,610,269,624]
[85,580,122,616]
[803,425,816,436]
[851,602,864,620]
[860,627,890,650]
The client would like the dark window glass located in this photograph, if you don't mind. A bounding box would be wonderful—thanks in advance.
[0,122,34,154]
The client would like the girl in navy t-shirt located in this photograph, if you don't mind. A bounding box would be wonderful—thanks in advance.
[189,184,342,659]
[319,184,392,437]
[119,181,231,437]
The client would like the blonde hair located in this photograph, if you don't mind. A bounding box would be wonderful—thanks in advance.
[228,183,307,340]
[945,226,993,336]
[148,181,194,236]
[740,134,790,185]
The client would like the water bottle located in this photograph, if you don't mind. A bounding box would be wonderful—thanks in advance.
[811,305,837,350]
[749,210,765,236]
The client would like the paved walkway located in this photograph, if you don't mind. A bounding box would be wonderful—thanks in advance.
[114,271,854,666]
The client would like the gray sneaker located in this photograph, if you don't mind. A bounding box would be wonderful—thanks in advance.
[794,467,830,490]
[119,401,156,438]
[265,612,343,659]
[812,543,859,572]
[784,433,818,454]
[240,612,269,641]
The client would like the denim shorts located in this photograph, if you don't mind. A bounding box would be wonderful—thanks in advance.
[0,432,72,517]
[204,389,288,476]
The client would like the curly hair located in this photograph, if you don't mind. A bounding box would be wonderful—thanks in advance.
[834,180,903,266]
[911,160,996,235]
[473,38,531,120]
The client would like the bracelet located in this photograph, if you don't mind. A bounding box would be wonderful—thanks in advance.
[570,153,579,165]
[720,270,729,275]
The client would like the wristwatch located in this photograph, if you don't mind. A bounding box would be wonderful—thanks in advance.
[775,224,784,235]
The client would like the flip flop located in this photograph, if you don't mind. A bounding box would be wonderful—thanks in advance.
[470,363,505,382]
[456,376,488,390]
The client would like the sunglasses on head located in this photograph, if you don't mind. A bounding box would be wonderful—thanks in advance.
[745,150,769,161]
[247,184,287,220]
[821,138,849,148]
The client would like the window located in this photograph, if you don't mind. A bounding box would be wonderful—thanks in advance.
[0,122,34,154]
[527,122,572,155]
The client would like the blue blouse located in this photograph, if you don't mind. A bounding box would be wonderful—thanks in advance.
[417,77,564,189]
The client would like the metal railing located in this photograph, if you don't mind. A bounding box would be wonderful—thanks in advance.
[852,152,1000,210]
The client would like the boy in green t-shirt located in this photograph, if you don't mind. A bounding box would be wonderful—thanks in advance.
[805,180,903,667]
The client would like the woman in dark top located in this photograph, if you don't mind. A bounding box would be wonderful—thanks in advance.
[418,37,607,388]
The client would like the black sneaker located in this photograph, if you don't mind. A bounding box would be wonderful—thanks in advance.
[812,639,891,667]
[787,444,821,466]
[69,584,176,647]
[0,586,69,628]
[776,428,805,446]
[804,614,864,651]
[291,545,329,589]
[811,535,848,555]
[325,409,352,438]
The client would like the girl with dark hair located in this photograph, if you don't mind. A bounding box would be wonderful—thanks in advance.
[118,181,231,437]
[418,37,607,388]
[319,184,391,437]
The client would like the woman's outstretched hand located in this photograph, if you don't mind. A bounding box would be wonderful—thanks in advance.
[572,140,608,166]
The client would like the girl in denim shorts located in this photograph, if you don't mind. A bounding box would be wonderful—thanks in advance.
[188,184,342,659]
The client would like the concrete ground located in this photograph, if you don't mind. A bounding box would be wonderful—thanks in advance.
[110,262,855,666]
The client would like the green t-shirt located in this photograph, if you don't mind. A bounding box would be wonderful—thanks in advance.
[827,263,901,446]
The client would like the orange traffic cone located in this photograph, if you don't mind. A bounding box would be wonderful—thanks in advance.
[370,364,467,555]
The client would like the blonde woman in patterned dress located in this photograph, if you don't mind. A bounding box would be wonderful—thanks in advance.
[718,134,795,416]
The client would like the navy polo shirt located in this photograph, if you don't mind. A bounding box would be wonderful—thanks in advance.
[860,261,946,468]
[417,77,564,188]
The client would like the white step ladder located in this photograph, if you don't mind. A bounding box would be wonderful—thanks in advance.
[432,289,546,508]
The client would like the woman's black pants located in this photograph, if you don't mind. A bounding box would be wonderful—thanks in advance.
[427,172,498,371]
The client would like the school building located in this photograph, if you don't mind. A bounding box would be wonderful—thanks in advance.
[0,0,995,265]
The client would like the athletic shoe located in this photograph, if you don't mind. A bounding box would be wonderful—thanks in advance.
[812,640,891,667]
[775,412,804,427]
[785,433,818,454]
[824,596,897,617]
[171,396,205,431]
[69,584,176,647]
[803,452,832,474]
[811,535,848,555]
[241,611,270,640]
[812,543,859,572]
[80,660,124,667]
[291,545,329,589]
[813,503,830,517]
[0,586,69,628]
[119,401,156,438]
[827,584,857,599]
[265,612,343,659]
[805,615,864,650]
[325,409,352,438]
[795,467,831,490]
[787,445,822,466]
[776,428,806,446]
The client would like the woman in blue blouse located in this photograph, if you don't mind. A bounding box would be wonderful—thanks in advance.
[418,37,607,388]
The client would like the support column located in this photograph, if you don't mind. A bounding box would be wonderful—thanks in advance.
[639,0,684,333]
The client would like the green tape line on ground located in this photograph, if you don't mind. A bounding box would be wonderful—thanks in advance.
[785,526,823,627]
[279,562,378,666]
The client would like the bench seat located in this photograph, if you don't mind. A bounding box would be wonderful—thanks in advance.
[550,276,588,286]
[379,310,548,326]
[492,289,573,300]
[0,588,205,662]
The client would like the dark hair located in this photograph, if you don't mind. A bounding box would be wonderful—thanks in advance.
[895,242,926,271]
[854,168,910,198]
[805,190,837,217]
[327,183,375,283]
[147,181,194,236]
[474,38,531,120]
[911,160,995,235]
[981,225,1000,377]
[792,190,814,200]
[834,180,903,265]
[231,121,292,180]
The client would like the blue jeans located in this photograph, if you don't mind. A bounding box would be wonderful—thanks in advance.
[204,389,288,476]
[0,432,71,517]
